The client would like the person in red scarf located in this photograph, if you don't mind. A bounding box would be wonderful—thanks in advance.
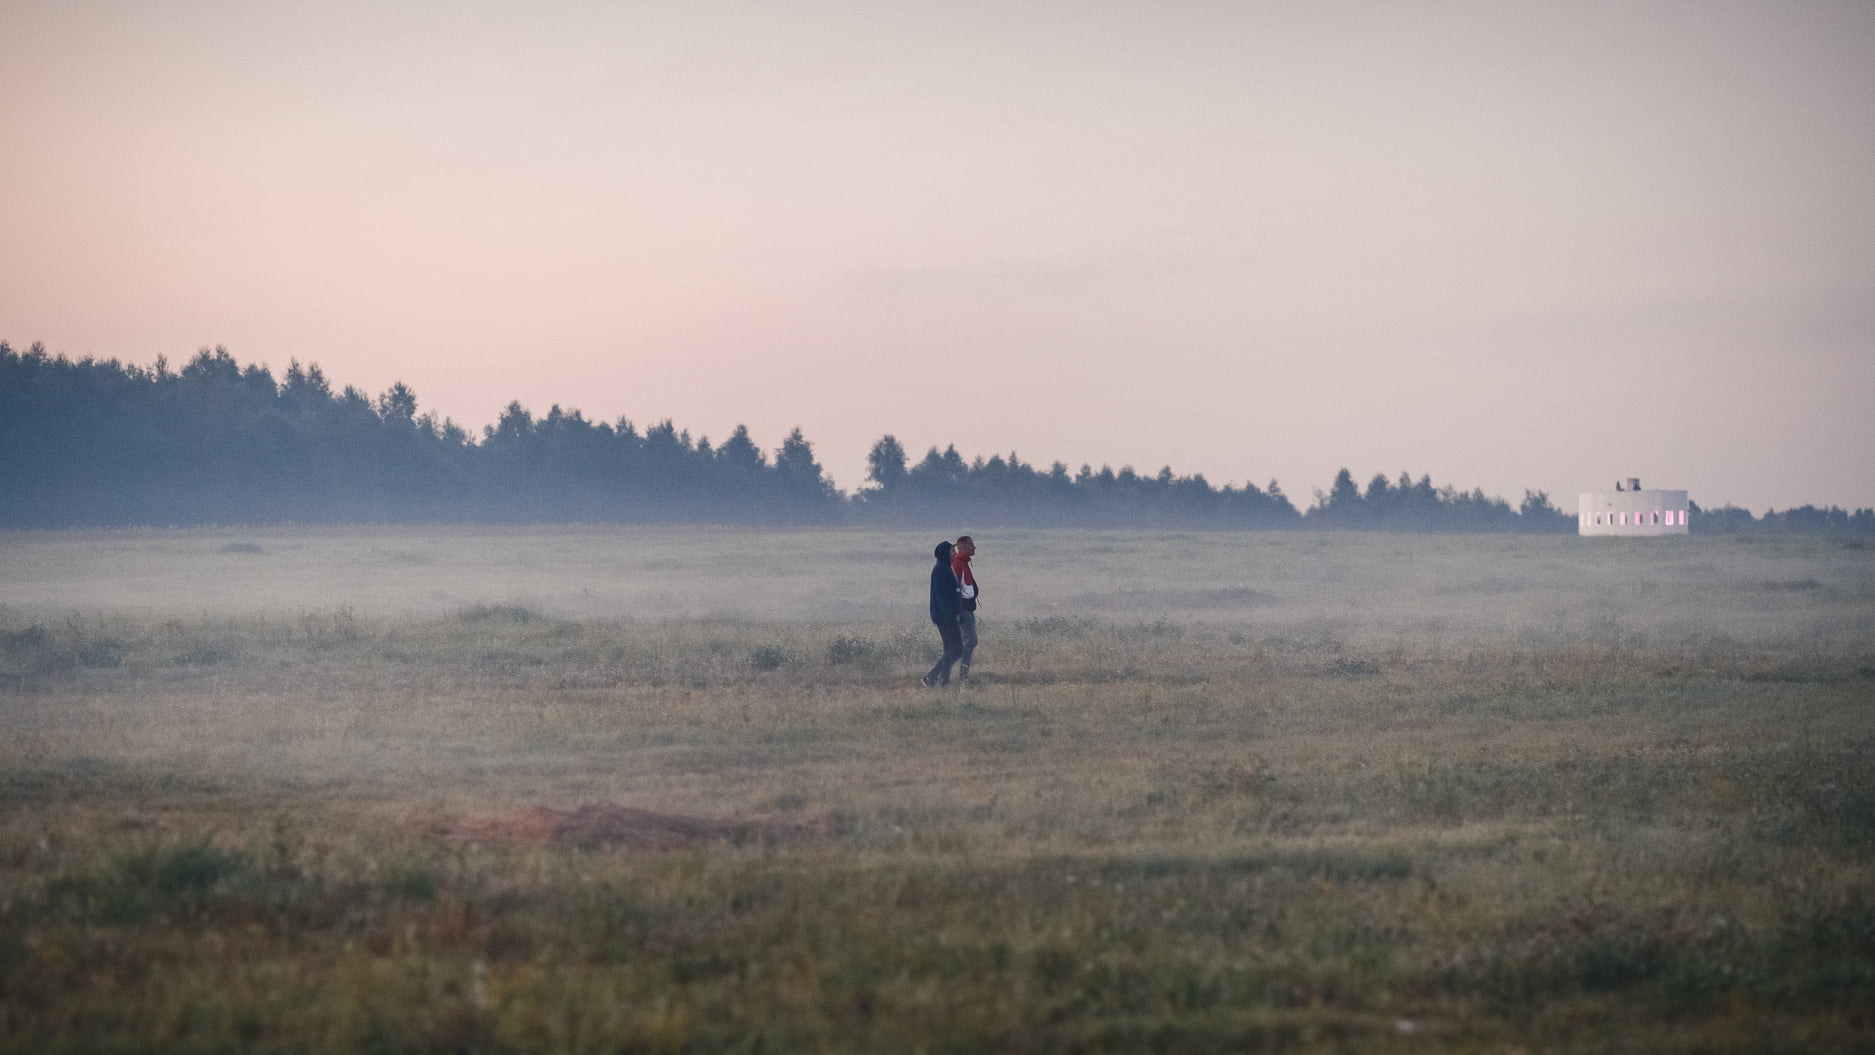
[951,535,980,684]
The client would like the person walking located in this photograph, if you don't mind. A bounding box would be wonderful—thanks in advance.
[921,540,963,687]
[951,535,980,684]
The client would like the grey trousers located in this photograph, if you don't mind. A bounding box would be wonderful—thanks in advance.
[958,610,977,668]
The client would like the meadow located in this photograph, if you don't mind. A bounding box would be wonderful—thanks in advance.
[1,526,1871,1053]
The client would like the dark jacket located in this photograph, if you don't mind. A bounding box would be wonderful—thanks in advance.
[929,541,960,625]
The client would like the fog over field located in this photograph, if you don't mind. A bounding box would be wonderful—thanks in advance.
[4,526,1867,637]
[1,528,1870,1050]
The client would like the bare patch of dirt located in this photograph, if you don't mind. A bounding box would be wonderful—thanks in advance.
[430,803,834,850]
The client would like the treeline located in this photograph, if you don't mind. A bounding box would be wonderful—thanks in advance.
[1689,501,1875,537]
[855,434,1303,529]
[3,342,1868,534]
[1295,467,1572,533]
[0,343,833,527]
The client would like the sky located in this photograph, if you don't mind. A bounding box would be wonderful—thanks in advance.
[3,1,1872,512]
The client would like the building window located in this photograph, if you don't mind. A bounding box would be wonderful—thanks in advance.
[1652,511,1660,525]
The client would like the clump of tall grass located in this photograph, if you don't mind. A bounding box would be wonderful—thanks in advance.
[41,839,246,925]
[0,620,132,678]
[749,643,789,671]
[456,602,541,624]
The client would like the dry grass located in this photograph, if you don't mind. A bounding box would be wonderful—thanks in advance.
[0,527,1871,1052]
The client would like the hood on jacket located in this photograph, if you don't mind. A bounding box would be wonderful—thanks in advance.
[933,540,953,562]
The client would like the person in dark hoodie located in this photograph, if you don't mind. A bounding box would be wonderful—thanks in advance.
[921,540,963,687]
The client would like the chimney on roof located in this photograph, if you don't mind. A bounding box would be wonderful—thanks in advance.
[1629,477,1641,492]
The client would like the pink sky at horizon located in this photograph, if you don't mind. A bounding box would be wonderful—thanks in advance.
[4,1,1872,512]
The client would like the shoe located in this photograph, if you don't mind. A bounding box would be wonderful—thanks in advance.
[919,674,935,687]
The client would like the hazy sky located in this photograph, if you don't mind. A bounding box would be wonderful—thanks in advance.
[4,1,1872,511]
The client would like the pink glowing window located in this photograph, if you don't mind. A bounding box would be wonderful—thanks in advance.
[1620,512,1627,526]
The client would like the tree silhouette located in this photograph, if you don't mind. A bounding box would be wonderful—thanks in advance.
[865,435,909,494]
[7,341,1861,535]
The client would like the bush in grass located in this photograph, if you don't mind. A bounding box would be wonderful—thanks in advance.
[457,603,539,624]
[44,840,247,925]
[826,636,876,666]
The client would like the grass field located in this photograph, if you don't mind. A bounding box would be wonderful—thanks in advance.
[1,527,1871,1052]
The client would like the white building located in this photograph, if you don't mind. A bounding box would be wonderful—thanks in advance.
[1579,477,1689,536]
